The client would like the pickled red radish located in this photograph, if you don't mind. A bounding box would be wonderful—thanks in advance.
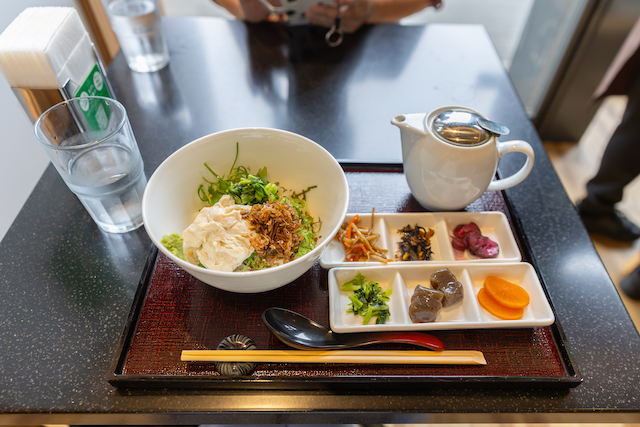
[477,288,524,320]
[484,276,530,308]
[450,222,499,258]
[453,222,481,239]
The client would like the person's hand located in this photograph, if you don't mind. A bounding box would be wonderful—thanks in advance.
[305,0,370,34]
[238,0,283,22]
[305,0,443,33]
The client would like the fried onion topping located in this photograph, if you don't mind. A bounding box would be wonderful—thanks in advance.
[244,200,303,266]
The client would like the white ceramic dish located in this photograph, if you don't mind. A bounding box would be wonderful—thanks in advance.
[142,128,349,293]
[319,211,521,269]
[328,262,554,332]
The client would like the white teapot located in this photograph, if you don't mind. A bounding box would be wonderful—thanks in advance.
[391,106,535,211]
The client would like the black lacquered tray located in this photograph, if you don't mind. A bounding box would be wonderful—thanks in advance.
[108,169,582,389]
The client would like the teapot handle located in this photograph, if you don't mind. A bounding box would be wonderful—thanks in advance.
[487,140,535,191]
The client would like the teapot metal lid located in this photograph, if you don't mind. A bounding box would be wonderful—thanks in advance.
[432,108,503,146]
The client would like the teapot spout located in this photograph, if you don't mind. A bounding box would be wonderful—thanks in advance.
[391,114,427,157]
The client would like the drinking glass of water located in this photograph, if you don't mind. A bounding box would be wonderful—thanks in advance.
[34,96,147,233]
[103,0,169,72]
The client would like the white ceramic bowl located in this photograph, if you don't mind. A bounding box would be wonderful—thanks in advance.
[142,128,349,293]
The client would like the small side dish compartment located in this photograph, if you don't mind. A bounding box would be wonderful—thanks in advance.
[328,263,554,333]
[320,212,521,268]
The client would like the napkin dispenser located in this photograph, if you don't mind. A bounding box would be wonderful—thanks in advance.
[0,7,114,124]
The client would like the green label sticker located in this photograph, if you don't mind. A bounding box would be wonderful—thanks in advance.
[74,63,113,131]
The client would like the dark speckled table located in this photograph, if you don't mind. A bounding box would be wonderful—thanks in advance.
[1,17,639,424]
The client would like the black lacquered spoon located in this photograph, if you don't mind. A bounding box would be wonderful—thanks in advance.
[262,307,445,351]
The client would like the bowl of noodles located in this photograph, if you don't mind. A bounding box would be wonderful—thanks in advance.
[142,128,349,293]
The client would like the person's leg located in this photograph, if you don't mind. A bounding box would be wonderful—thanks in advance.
[578,73,640,241]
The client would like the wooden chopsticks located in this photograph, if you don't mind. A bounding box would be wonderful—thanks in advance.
[181,349,486,365]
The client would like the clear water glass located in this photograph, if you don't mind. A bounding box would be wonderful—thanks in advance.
[104,0,170,72]
[34,96,147,233]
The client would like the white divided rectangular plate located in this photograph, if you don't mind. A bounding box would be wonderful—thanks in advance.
[319,212,521,269]
[328,263,555,332]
